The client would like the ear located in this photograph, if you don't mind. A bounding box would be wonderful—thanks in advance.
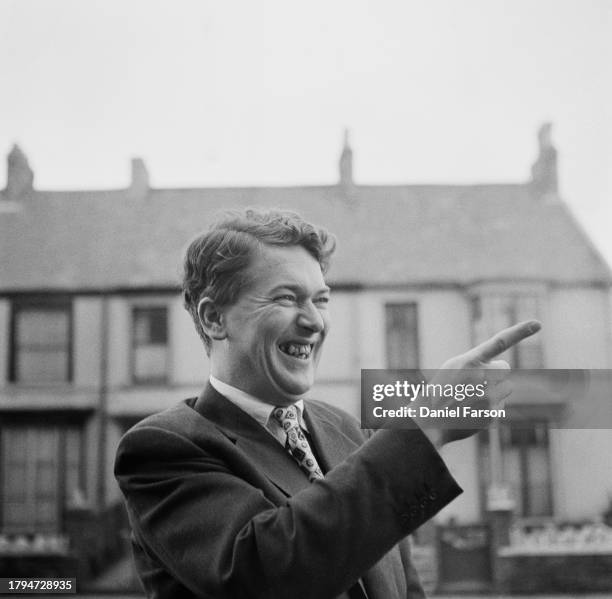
[197,297,227,340]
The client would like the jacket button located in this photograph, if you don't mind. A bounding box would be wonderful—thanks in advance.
[401,513,411,526]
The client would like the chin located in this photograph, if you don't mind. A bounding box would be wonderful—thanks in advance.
[275,375,313,399]
[265,359,315,397]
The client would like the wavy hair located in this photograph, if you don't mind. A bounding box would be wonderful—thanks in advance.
[182,209,336,352]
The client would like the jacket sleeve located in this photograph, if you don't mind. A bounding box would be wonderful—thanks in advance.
[115,424,461,599]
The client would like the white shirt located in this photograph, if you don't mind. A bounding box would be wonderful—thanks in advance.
[209,375,308,446]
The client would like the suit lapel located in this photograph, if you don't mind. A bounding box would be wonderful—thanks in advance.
[193,383,311,497]
[192,385,364,496]
[303,400,362,472]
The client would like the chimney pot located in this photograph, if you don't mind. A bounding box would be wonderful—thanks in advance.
[130,157,150,196]
[5,144,34,198]
[530,122,558,199]
[338,129,353,186]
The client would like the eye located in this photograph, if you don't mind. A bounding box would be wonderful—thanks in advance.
[315,296,330,306]
[275,294,297,303]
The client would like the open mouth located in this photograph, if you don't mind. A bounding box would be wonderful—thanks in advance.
[278,342,313,360]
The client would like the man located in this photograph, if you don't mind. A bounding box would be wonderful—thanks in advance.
[115,209,540,598]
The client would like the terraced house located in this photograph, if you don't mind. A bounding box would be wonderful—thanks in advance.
[1,127,611,591]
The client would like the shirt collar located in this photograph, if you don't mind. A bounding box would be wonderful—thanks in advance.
[209,375,307,436]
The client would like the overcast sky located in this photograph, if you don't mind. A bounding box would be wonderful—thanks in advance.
[1,0,611,259]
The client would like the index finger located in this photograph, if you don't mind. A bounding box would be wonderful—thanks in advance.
[467,320,541,363]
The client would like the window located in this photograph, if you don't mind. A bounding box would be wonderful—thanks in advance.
[472,295,543,368]
[1,425,84,533]
[132,306,168,383]
[479,422,553,517]
[385,303,419,369]
[10,300,72,383]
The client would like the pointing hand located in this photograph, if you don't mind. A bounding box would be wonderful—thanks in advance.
[423,320,542,446]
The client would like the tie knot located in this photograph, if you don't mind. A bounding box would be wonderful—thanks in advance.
[272,405,299,431]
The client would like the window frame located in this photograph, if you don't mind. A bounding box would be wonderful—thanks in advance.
[478,421,554,519]
[384,301,420,370]
[130,304,170,385]
[0,417,86,534]
[8,296,74,384]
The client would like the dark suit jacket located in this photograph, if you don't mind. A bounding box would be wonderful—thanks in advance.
[114,384,462,599]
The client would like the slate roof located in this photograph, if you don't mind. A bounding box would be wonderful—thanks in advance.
[1,182,610,291]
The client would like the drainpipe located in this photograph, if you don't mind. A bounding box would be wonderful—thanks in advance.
[487,420,514,591]
[96,294,109,511]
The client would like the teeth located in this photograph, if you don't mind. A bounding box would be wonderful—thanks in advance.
[280,343,312,359]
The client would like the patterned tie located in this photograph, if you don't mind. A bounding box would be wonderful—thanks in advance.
[272,405,324,482]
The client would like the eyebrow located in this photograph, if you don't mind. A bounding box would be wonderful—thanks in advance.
[270,284,331,294]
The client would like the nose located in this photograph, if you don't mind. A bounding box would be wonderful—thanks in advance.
[297,301,325,333]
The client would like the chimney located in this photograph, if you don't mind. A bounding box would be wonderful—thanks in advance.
[530,123,558,199]
[338,129,353,186]
[129,157,150,196]
[5,144,34,198]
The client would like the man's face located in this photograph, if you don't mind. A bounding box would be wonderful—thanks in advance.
[218,244,331,406]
